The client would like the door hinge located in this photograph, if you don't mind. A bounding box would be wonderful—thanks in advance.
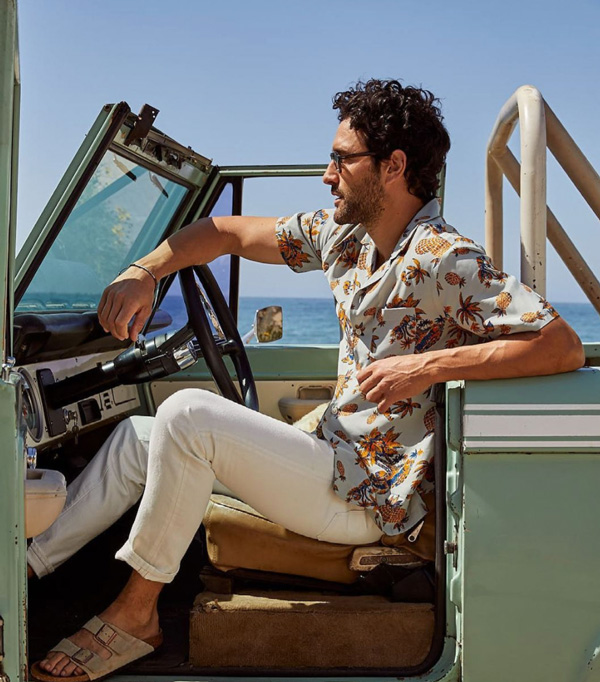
[1,357,15,382]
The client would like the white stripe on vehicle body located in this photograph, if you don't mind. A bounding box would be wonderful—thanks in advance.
[463,414,600,438]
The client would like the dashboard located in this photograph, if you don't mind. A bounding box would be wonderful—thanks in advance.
[12,309,180,448]
[18,351,140,449]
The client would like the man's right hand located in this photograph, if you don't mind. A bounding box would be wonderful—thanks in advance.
[98,266,156,342]
[97,215,283,342]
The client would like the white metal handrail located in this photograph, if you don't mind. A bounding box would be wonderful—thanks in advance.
[485,85,600,314]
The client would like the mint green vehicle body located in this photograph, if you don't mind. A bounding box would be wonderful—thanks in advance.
[1,2,600,681]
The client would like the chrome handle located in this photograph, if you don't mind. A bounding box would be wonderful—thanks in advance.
[26,447,37,470]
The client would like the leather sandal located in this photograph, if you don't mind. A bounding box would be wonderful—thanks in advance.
[30,615,163,682]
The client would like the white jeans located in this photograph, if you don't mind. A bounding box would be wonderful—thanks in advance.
[28,389,381,583]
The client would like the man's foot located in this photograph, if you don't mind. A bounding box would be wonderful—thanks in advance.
[36,603,161,679]
[32,571,164,680]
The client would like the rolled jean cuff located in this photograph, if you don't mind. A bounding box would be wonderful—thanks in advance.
[115,540,177,584]
[27,542,54,578]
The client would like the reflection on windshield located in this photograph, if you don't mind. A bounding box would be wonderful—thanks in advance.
[17,151,188,312]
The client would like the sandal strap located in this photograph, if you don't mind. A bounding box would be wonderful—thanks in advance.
[83,616,151,657]
[48,638,105,675]
[49,616,156,680]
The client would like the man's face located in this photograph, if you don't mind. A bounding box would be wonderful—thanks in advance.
[323,119,385,226]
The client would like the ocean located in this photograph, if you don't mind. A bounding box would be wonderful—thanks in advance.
[236,298,600,345]
[160,294,600,344]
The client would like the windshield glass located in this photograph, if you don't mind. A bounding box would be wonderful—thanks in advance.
[17,150,188,312]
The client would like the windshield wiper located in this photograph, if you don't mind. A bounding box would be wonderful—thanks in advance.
[68,164,149,224]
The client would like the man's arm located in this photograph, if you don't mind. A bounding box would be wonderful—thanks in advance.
[357,317,586,413]
[98,216,281,341]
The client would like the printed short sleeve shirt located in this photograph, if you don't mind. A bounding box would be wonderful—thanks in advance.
[275,199,558,535]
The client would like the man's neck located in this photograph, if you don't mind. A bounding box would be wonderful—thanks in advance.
[366,194,425,267]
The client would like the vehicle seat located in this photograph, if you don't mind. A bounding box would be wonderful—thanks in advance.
[191,493,436,671]
[203,492,435,585]
[202,399,435,585]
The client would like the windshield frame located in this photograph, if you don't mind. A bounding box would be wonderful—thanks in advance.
[15,103,213,309]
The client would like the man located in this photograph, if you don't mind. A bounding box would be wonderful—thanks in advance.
[31,79,584,681]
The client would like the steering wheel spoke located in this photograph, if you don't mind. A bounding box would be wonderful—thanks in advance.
[179,266,258,411]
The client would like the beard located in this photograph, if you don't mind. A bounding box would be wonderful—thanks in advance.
[333,171,385,226]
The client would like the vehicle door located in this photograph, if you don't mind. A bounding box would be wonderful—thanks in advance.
[0,4,28,681]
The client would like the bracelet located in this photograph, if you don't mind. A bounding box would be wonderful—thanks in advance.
[119,262,158,288]
[118,264,161,329]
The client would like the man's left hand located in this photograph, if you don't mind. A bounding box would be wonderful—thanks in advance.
[356,355,433,413]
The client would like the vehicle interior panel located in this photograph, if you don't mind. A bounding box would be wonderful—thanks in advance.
[150,378,335,423]
[14,309,173,364]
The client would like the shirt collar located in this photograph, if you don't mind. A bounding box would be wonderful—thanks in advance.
[359,197,442,255]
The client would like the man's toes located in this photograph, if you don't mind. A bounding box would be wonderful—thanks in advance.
[59,660,80,677]
[41,652,67,672]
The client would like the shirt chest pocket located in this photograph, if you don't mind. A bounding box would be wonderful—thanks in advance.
[370,307,417,356]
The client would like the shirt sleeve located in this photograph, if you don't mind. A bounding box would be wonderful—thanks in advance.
[434,243,559,342]
[275,209,335,273]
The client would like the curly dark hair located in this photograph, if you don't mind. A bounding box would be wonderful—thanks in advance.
[332,79,450,202]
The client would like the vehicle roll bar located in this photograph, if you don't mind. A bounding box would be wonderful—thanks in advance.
[485,85,600,314]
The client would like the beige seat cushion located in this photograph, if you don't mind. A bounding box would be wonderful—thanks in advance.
[204,489,435,586]
[204,495,361,584]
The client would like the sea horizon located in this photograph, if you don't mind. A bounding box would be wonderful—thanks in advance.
[159,293,599,345]
[237,296,600,345]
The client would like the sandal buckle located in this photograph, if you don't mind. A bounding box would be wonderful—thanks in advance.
[95,624,117,647]
[72,648,94,665]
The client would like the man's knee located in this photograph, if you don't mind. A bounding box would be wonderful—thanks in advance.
[154,389,227,466]
[155,388,215,429]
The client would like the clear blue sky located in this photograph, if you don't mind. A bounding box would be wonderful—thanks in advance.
[16,0,600,302]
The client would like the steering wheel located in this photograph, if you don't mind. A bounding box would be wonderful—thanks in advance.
[178,265,259,411]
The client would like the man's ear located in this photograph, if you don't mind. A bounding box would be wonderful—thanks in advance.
[386,149,407,181]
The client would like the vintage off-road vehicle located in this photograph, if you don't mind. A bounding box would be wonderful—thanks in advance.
[1,3,600,681]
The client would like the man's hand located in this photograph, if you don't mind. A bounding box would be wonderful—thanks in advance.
[357,355,433,413]
[98,267,156,342]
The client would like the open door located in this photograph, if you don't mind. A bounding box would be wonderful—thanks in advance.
[0,3,27,681]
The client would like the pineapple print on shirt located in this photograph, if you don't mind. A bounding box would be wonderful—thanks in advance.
[275,199,558,535]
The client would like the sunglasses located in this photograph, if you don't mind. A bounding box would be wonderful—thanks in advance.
[329,150,378,173]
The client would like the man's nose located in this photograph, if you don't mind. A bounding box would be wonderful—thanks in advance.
[322,160,339,186]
